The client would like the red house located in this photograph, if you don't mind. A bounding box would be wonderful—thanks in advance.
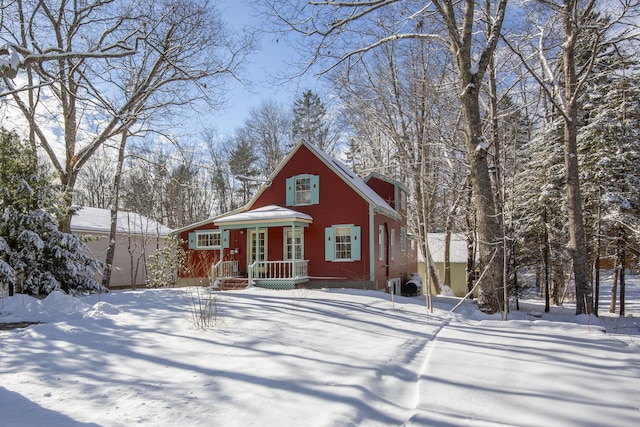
[175,140,418,292]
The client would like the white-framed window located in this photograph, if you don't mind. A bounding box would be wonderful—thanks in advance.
[284,228,303,260]
[400,190,407,211]
[325,224,361,261]
[390,229,396,261]
[286,175,319,206]
[188,230,222,249]
[197,232,220,249]
[378,225,385,261]
[249,229,267,263]
[401,227,407,252]
[295,176,311,205]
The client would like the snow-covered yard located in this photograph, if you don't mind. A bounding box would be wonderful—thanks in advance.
[1,277,639,427]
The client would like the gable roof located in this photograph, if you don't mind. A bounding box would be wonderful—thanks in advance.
[248,140,400,220]
[175,140,402,234]
[71,207,172,236]
[364,171,410,194]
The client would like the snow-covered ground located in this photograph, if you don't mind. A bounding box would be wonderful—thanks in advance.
[1,277,639,427]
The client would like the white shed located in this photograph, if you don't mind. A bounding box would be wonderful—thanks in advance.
[71,207,172,289]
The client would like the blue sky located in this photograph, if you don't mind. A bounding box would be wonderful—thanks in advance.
[206,0,326,136]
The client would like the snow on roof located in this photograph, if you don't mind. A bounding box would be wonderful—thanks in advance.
[302,142,399,219]
[425,233,470,264]
[71,207,172,236]
[214,205,313,226]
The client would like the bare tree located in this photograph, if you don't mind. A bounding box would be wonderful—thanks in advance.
[265,0,508,312]
[336,31,468,297]
[241,98,291,175]
[2,0,254,233]
[75,147,117,209]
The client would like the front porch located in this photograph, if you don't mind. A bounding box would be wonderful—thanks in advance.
[211,205,313,290]
[212,259,310,290]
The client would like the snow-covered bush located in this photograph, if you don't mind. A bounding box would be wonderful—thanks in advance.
[0,128,105,296]
[146,235,186,288]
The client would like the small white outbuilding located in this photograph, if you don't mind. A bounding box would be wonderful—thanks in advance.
[71,207,172,289]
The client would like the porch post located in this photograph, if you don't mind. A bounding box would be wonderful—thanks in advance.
[255,226,260,279]
[219,227,225,264]
[292,222,296,279]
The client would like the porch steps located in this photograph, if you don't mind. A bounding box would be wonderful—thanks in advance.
[216,278,249,291]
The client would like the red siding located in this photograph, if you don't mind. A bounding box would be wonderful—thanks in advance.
[254,145,371,282]
[178,142,418,290]
[366,177,396,211]
[178,227,247,278]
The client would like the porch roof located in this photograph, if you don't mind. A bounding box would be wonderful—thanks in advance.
[214,205,313,229]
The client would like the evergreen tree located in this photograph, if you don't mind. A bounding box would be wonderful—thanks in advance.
[228,131,260,206]
[291,90,333,152]
[0,128,104,296]
[577,32,640,314]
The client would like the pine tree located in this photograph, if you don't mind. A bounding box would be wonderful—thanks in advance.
[291,90,334,152]
[0,128,104,296]
[578,35,640,315]
[228,131,260,206]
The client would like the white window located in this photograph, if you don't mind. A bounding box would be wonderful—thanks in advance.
[378,225,385,261]
[401,227,407,252]
[286,175,319,206]
[295,176,311,205]
[325,225,361,262]
[335,226,352,260]
[390,229,396,261]
[196,231,220,249]
[284,228,303,260]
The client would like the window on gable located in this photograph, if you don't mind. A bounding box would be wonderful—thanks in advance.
[325,224,361,262]
[286,175,319,206]
[295,176,311,205]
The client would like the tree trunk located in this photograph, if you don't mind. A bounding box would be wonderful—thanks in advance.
[444,230,452,288]
[59,172,78,233]
[562,0,593,315]
[618,224,626,317]
[461,94,504,313]
[102,131,129,288]
[594,194,602,316]
[542,209,551,313]
[610,266,618,314]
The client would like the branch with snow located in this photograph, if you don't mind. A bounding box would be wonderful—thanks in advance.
[0,44,20,79]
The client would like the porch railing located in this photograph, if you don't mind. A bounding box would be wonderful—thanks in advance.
[248,260,309,284]
[211,260,240,286]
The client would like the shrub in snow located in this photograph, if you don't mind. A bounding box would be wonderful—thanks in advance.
[0,128,105,296]
[146,235,186,288]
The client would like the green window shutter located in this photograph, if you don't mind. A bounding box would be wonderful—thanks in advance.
[352,226,361,261]
[188,232,197,249]
[222,230,230,248]
[310,175,320,205]
[286,177,295,206]
[325,226,334,261]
